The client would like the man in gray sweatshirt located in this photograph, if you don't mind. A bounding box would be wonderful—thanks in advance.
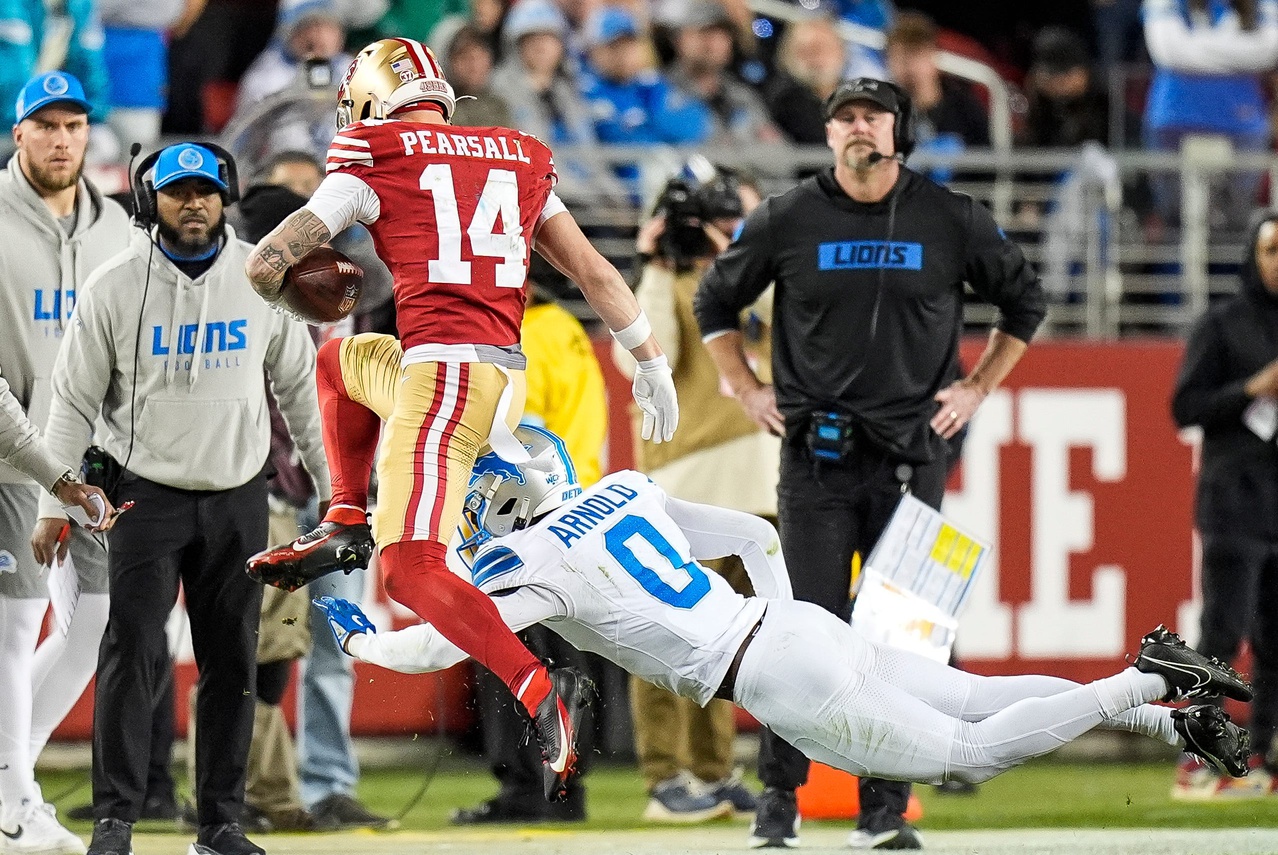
[34,142,330,855]
[0,71,130,855]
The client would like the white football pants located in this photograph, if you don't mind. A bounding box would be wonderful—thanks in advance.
[734,600,1174,785]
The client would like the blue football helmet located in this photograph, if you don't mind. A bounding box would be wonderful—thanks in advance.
[457,425,582,558]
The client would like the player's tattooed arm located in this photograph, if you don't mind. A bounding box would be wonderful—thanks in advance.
[245,210,332,300]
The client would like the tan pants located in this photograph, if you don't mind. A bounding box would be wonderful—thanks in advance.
[630,553,755,791]
[336,334,525,549]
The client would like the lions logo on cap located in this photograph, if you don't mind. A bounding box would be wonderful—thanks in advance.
[177,147,205,170]
[42,73,69,96]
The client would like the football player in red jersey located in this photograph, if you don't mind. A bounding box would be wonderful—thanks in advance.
[243,38,678,799]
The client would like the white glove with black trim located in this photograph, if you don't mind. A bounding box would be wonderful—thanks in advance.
[632,355,678,443]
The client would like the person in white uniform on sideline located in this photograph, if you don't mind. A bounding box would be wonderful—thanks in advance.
[315,425,1253,829]
[0,70,131,855]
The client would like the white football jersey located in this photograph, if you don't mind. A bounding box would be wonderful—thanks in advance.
[470,471,769,704]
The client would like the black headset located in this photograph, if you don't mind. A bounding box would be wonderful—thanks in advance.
[130,141,241,229]
[832,78,918,161]
[885,81,917,160]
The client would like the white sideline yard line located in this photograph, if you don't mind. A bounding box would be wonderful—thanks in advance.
[128,827,1278,855]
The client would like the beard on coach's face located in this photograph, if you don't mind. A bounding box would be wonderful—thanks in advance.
[156,178,227,257]
[158,209,227,257]
[27,153,83,193]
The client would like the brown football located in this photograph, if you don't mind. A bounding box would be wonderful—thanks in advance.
[280,246,363,324]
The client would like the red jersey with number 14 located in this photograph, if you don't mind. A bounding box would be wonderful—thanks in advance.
[325,119,558,350]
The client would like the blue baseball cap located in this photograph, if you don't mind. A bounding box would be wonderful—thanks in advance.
[152,143,228,192]
[584,6,640,47]
[15,72,92,124]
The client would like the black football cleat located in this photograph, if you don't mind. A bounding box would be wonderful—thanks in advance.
[532,668,592,802]
[246,521,374,591]
[1173,705,1251,777]
[747,787,800,849]
[1133,625,1253,702]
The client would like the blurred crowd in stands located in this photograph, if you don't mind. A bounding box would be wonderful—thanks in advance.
[6,0,1274,208]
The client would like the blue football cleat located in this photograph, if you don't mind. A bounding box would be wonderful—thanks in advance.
[313,596,376,654]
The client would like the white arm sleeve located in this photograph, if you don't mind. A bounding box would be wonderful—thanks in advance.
[537,192,567,228]
[306,171,382,237]
[347,586,565,674]
[664,497,793,601]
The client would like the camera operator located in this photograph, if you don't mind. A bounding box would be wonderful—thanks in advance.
[695,79,1045,850]
[615,159,776,822]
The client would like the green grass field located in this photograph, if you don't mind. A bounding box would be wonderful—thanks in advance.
[35,758,1278,836]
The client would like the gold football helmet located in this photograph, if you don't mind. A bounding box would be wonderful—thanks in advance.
[335,38,456,129]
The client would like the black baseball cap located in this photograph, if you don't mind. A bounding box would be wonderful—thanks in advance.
[1031,27,1089,75]
[824,77,901,120]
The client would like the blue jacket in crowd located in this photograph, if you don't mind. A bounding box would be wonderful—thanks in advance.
[0,0,110,123]
[581,69,711,146]
[1143,0,1274,139]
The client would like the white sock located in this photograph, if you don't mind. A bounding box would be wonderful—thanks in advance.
[1089,668,1170,718]
[0,598,49,819]
[1104,704,1180,746]
[28,593,110,760]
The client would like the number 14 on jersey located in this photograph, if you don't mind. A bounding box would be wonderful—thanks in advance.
[420,163,527,289]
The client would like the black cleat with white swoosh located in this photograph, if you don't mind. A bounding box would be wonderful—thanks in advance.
[1134,625,1253,702]
[1173,705,1251,777]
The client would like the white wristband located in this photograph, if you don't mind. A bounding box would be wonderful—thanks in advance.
[636,354,669,373]
[610,311,653,352]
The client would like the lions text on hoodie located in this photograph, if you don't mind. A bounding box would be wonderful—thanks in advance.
[0,155,131,485]
[36,226,330,517]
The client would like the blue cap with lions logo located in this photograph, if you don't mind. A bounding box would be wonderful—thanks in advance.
[15,71,92,123]
[152,143,228,192]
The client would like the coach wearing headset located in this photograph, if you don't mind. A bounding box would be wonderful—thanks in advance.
[695,78,1045,850]
[34,143,329,855]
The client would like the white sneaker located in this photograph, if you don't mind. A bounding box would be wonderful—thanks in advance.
[0,802,87,855]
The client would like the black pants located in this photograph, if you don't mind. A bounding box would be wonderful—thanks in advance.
[473,623,596,816]
[93,472,267,825]
[760,444,947,830]
[1199,533,1278,753]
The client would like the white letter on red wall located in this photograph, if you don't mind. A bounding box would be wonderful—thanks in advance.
[1016,389,1127,657]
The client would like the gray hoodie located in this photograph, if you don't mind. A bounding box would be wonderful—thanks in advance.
[0,372,70,490]
[37,226,330,517]
[0,155,132,485]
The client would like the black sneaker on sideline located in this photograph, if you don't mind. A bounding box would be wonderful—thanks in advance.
[308,794,391,830]
[532,667,592,802]
[1174,705,1251,777]
[450,796,544,825]
[86,818,132,855]
[189,822,263,855]
[1133,625,1253,702]
[847,822,924,850]
[746,787,799,848]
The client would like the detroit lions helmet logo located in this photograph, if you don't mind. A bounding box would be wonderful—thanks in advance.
[471,450,526,486]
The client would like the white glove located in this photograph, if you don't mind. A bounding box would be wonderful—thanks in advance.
[632,355,678,443]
